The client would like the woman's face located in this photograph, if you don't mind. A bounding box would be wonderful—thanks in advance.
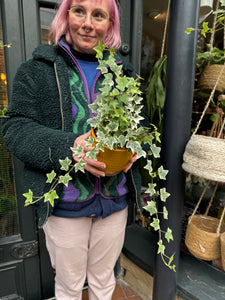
[68,0,112,54]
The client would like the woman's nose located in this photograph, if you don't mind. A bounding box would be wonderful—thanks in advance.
[83,13,93,26]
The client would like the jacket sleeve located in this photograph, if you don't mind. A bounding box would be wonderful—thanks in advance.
[1,60,77,172]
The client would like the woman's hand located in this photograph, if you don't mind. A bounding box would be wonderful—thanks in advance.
[72,130,106,177]
[123,153,137,173]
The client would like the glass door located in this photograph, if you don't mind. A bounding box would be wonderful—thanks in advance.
[0,1,57,299]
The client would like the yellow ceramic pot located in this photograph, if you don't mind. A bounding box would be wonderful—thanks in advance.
[91,128,133,175]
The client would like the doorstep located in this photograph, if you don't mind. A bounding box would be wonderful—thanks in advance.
[123,223,225,300]
[120,253,183,300]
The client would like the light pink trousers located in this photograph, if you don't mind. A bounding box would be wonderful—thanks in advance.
[43,207,128,300]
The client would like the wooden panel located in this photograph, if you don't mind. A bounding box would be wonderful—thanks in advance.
[0,261,26,298]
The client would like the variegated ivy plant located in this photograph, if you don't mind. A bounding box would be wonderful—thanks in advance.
[23,41,175,271]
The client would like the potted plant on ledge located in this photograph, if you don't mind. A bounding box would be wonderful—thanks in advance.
[22,41,175,271]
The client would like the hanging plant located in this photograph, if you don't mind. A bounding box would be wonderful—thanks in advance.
[145,55,167,131]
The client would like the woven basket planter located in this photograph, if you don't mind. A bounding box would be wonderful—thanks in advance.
[198,64,225,93]
[91,128,133,176]
[185,215,225,261]
[220,232,225,270]
[182,134,225,183]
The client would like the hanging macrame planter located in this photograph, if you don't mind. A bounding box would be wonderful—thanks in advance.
[185,182,225,261]
[198,64,225,93]
[220,231,225,269]
[183,92,225,183]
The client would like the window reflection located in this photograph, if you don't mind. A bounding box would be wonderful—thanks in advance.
[0,10,19,237]
[40,7,56,44]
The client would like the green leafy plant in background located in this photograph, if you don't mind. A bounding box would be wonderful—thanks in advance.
[145,55,167,133]
[195,45,225,73]
[186,0,225,37]
[186,0,225,73]
[22,41,175,271]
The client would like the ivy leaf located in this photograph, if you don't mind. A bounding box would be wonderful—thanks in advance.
[185,27,194,34]
[157,240,165,255]
[23,189,33,206]
[97,60,108,74]
[201,22,209,37]
[118,135,126,148]
[108,121,119,132]
[144,160,153,173]
[46,170,56,184]
[102,73,114,86]
[44,190,59,207]
[93,41,106,59]
[85,136,94,148]
[151,144,161,158]
[168,254,176,272]
[165,228,174,243]
[158,166,168,180]
[105,136,117,150]
[96,140,105,151]
[75,159,86,173]
[0,107,7,116]
[160,188,170,202]
[126,140,146,159]
[58,174,72,187]
[71,145,83,157]
[145,183,156,196]
[143,201,157,216]
[151,218,160,231]
[59,157,72,171]
[116,76,129,91]
[86,147,98,160]
[163,206,168,219]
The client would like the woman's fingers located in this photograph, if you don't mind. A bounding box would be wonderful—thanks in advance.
[73,153,106,177]
[73,130,92,151]
[73,132,138,176]
[123,153,137,173]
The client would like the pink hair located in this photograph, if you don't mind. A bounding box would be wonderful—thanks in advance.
[48,0,121,50]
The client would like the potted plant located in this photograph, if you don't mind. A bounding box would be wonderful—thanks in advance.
[21,41,175,271]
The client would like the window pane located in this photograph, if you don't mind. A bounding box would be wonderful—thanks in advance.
[0,9,19,237]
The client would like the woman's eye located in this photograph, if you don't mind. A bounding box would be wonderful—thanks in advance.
[93,11,107,21]
[71,7,85,17]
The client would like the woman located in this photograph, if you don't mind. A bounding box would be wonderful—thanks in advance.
[2,0,145,299]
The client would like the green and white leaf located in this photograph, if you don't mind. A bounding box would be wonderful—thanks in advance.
[158,166,168,180]
[46,170,56,184]
[58,174,72,187]
[44,190,59,207]
[143,200,157,216]
[165,228,173,243]
[160,188,170,202]
[59,157,72,171]
[145,183,156,196]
